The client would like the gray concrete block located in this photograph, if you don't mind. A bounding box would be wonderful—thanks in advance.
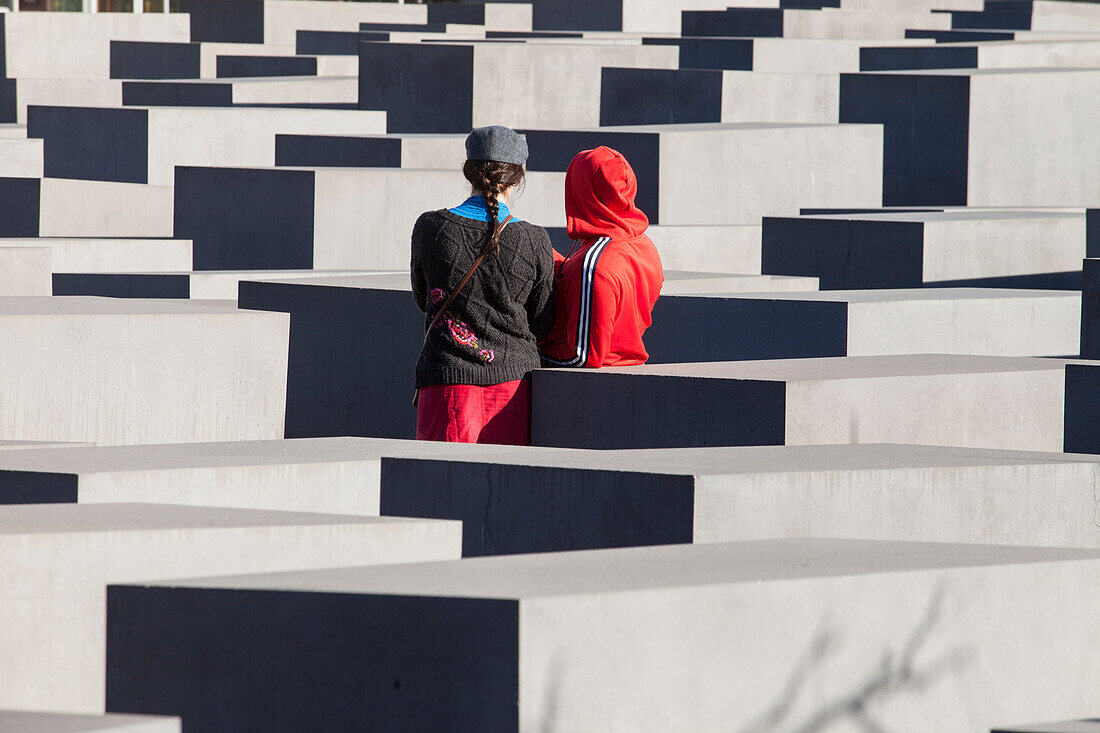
[0,436,437,513]
[358,41,677,132]
[52,269,378,300]
[105,539,1100,731]
[121,76,358,107]
[646,289,1080,364]
[380,442,1100,555]
[993,722,1100,733]
[0,711,179,733]
[28,106,385,186]
[531,354,1069,450]
[175,167,564,270]
[0,238,191,274]
[236,275,419,439]
[0,137,44,177]
[0,502,459,713]
[0,297,288,445]
[0,178,172,238]
[949,1,1100,32]
[762,211,1087,289]
[841,68,1100,207]
[600,68,839,125]
[274,132,466,170]
[683,6,950,39]
[182,0,427,46]
[526,123,881,226]
[1081,259,1100,359]
[0,13,189,79]
[861,38,1100,72]
[0,247,52,296]
[235,269,816,441]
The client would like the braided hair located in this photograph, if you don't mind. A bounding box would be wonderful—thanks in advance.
[462,159,525,257]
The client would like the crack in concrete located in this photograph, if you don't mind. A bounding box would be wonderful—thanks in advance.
[480,464,495,556]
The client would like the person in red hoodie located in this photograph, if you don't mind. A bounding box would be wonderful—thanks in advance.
[540,146,664,368]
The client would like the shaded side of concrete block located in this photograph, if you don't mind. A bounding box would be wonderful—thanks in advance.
[381,459,695,556]
[106,587,519,731]
[297,30,364,56]
[523,129,660,224]
[0,470,77,505]
[181,0,265,43]
[0,178,41,236]
[120,81,232,107]
[174,167,315,270]
[216,55,317,79]
[27,106,148,184]
[905,29,1016,42]
[121,81,233,107]
[358,43,473,133]
[682,9,783,37]
[642,37,754,70]
[949,6,1033,30]
[237,281,420,440]
[1064,364,1100,453]
[274,134,401,168]
[0,78,15,125]
[515,0,623,31]
[600,68,723,126]
[840,73,969,206]
[110,41,201,80]
[1087,209,1099,258]
[1081,259,1100,358]
[761,217,926,289]
[531,371,786,449]
[646,296,849,363]
[52,274,191,299]
[859,45,979,72]
[427,3,485,25]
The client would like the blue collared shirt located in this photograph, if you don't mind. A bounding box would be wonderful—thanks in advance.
[449,195,522,223]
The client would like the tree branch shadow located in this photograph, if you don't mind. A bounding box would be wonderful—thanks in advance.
[735,586,974,733]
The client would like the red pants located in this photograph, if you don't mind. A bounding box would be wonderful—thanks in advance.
[415,378,531,445]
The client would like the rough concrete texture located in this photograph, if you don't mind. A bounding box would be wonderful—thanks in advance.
[28,106,386,186]
[0,502,460,713]
[0,247,52,296]
[0,297,289,445]
[0,238,192,274]
[105,540,1100,732]
[379,442,1100,555]
[0,711,179,733]
[531,355,1070,451]
[762,210,1087,289]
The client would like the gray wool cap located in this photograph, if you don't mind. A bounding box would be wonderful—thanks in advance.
[465,125,528,166]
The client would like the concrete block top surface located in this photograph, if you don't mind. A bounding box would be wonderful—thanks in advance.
[555,354,1071,381]
[994,722,1100,733]
[0,711,179,732]
[0,438,1093,479]
[677,288,1080,304]
[243,272,410,291]
[998,721,1100,726]
[797,210,1084,223]
[142,539,1100,600]
[0,296,251,316]
[0,503,438,536]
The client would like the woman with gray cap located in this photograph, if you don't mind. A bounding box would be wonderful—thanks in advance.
[410,125,556,445]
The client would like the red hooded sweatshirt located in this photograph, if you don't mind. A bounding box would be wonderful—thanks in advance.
[539,146,664,368]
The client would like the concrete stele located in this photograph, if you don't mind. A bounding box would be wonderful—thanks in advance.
[105,540,1100,732]
[530,354,1070,451]
[0,502,460,713]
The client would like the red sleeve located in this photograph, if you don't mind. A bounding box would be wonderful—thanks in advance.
[583,269,621,368]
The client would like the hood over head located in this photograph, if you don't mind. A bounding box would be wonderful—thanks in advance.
[565,146,650,241]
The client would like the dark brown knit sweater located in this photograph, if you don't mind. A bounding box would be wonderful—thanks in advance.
[411,209,555,389]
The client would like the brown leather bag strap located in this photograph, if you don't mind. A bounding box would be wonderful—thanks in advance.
[423,214,512,345]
